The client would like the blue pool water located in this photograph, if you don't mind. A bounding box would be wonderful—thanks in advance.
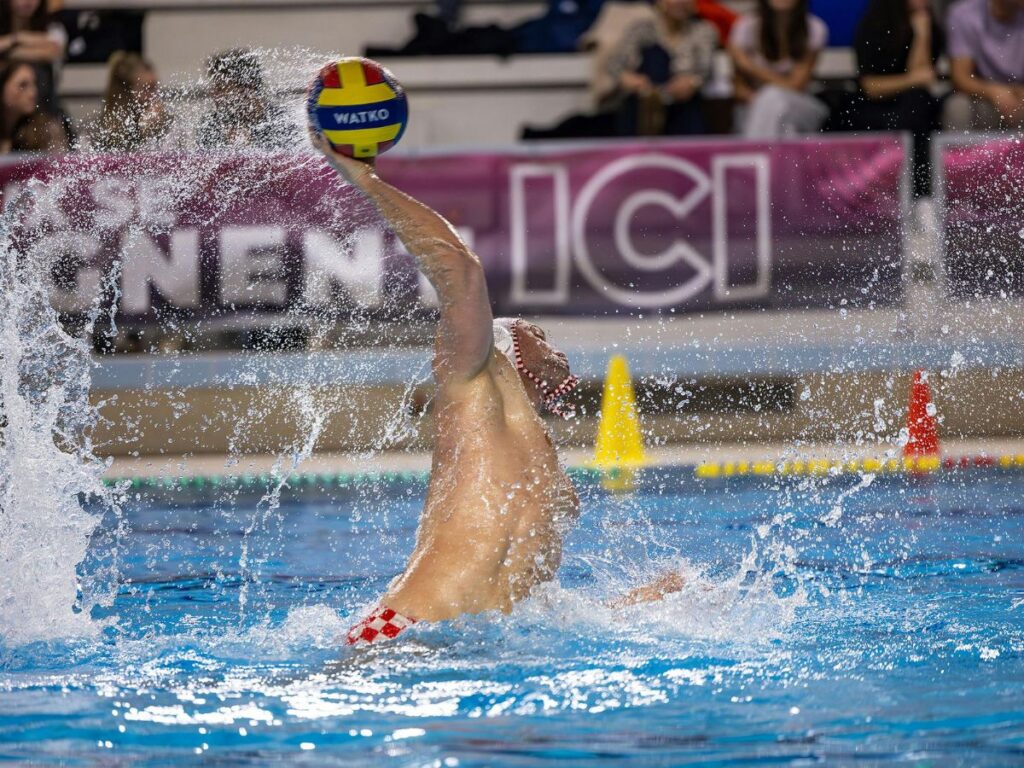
[2,467,1023,765]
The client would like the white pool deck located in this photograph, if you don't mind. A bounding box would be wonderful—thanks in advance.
[92,298,1024,390]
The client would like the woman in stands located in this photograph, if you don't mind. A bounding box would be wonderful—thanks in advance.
[93,52,172,152]
[727,0,829,137]
[0,61,37,152]
[602,0,719,136]
[0,0,67,109]
[196,49,291,150]
[11,108,70,152]
[845,0,943,197]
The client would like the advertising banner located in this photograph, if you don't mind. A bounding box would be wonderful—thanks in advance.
[1,136,906,324]
[938,136,1024,299]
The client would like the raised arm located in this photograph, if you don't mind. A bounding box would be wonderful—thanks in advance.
[311,135,493,383]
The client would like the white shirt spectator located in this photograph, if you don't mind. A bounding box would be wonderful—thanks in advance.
[729,13,829,77]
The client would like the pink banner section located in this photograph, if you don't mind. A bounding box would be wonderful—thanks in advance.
[940,138,1024,299]
[0,136,905,323]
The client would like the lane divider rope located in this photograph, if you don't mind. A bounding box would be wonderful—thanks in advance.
[104,466,605,490]
[101,456,1024,489]
[693,454,1024,479]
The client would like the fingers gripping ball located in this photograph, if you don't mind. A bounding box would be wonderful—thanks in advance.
[308,58,409,159]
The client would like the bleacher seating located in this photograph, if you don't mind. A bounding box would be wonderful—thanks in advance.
[58,0,859,148]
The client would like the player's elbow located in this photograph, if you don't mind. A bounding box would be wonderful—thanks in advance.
[433,244,485,294]
[454,242,485,273]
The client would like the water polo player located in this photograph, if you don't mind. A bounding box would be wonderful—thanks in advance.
[308,130,585,645]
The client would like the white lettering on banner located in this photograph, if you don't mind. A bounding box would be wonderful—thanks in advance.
[136,178,178,230]
[509,165,570,305]
[6,181,69,229]
[32,231,102,312]
[509,152,773,309]
[712,155,771,300]
[219,226,287,306]
[120,229,201,314]
[303,228,383,307]
[93,178,135,231]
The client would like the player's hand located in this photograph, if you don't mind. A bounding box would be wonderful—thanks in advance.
[607,569,686,609]
[308,126,376,187]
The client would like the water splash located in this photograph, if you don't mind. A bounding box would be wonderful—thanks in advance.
[0,184,122,646]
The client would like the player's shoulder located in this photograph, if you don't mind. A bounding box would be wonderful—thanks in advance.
[435,362,508,416]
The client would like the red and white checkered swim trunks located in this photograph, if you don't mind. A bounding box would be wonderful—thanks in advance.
[346,606,417,646]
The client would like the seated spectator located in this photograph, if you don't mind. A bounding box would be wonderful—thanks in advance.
[845,0,944,196]
[0,60,37,152]
[728,0,830,138]
[944,0,1024,130]
[196,48,291,150]
[601,0,718,135]
[93,51,171,151]
[0,0,67,109]
[515,0,608,54]
[11,108,70,152]
[521,0,731,140]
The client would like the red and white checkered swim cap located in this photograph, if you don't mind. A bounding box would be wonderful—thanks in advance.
[494,319,579,419]
[346,606,417,646]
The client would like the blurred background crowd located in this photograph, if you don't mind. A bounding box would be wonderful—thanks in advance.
[0,0,1019,357]
[3,0,1023,201]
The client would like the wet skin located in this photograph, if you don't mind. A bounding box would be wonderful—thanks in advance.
[384,339,580,620]
[311,134,579,623]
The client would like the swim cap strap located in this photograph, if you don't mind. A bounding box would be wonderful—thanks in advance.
[510,320,579,419]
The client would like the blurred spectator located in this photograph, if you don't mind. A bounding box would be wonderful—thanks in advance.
[368,0,606,57]
[524,1,733,140]
[728,0,830,138]
[11,108,70,151]
[944,0,1024,130]
[515,0,607,54]
[93,51,170,151]
[602,0,718,135]
[845,0,944,196]
[0,60,36,151]
[0,0,67,109]
[196,48,291,150]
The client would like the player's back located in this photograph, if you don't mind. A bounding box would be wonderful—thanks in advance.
[383,353,579,621]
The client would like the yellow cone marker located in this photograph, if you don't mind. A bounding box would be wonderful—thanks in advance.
[594,355,646,491]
